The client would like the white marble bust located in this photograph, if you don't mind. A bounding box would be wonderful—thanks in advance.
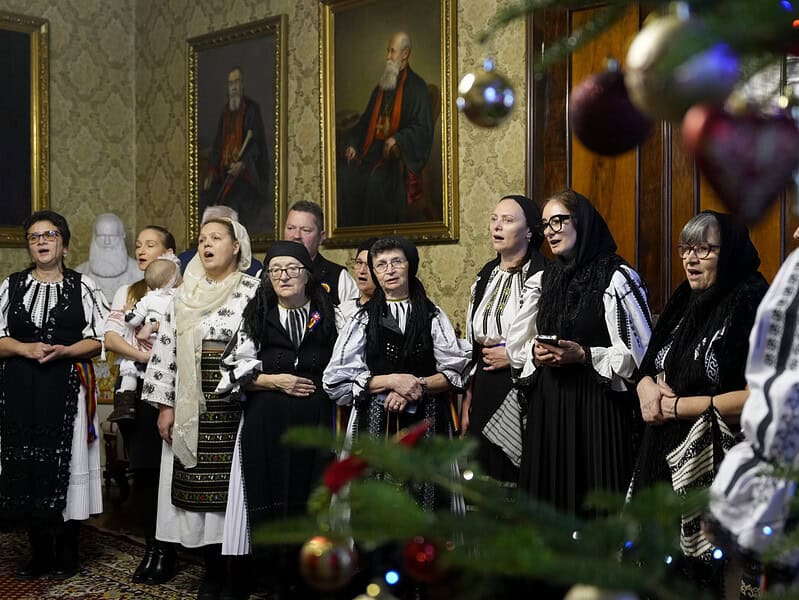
[76,213,141,302]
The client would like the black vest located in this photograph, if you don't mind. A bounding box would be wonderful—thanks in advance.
[257,303,334,382]
[7,269,86,346]
[365,308,436,379]
[312,253,346,306]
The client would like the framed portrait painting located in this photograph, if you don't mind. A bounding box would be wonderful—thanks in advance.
[320,0,458,246]
[187,15,287,251]
[0,11,49,247]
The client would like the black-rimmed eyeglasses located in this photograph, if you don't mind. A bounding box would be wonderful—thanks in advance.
[267,266,305,280]
[26,230,60,244]
[541,214,572,233]
[677,243,720,260]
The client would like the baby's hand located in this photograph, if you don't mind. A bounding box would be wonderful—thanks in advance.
[136,322,157,341]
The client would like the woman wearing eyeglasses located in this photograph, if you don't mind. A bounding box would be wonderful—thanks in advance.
[323,237,470,510]
[340,237,378,320]
[0,210,108,580]
[461,195,547,485]
[628,211,767,593]
[214,240,336,596]
[506,190,652,516]
[141,218,259,599]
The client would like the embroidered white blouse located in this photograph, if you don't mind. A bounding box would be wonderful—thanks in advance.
[322,302,471,406]
[505,266,652,392]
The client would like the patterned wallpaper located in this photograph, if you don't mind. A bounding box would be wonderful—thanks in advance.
[134,0,527,332]
[0,0,136,283]
[0,0,526,333]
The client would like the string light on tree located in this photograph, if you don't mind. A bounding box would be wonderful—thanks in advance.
[402,536,446,583]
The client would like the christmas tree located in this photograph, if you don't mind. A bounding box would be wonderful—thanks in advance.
[256,423,711,599]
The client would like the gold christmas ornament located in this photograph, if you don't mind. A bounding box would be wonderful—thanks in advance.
[624,14,740,122]
[298,535,357,591]
[457,58,515,128]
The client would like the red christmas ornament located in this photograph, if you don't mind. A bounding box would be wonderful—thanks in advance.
[402,536,444,583]
[682,104,799,224]
[299,536,358,591]
[324,455,368,493]
[569,61,653,155]
[397,419,432,447]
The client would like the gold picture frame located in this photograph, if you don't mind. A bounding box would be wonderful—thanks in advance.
[320,0,458,246]
[0,11,49,247]
[187,15,287,252]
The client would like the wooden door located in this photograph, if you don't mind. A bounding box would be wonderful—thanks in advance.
[526,3,799,313]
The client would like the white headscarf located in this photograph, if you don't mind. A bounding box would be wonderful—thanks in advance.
[172,219,252,468]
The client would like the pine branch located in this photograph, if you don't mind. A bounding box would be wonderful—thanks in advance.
[265,426,713,595]
[478,0,795,77]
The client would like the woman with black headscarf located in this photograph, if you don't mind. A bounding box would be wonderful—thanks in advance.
[629,210,767,593]
[218,241,336,543]
[461,195,547,484]
[323,237,470,511]
[506,189,652,515]
[216,240,337,597]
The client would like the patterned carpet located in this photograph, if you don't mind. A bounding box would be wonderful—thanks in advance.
[0,525,269,599]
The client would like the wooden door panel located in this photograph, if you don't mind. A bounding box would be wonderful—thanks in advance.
[528,2,794,312]
[571,6,641,264]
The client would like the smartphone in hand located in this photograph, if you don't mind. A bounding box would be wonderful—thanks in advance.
[535,335,561,347]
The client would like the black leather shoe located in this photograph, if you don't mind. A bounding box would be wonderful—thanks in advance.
[219,556,253,600]
[142,542,176,585]
[219,581,250,600]
[50,561,79,580]
[131,538,157,583]
[197,577,223,600]
[15,556,51,580]
[51,522,79,580]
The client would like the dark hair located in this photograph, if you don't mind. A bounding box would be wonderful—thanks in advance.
[241,266,335,345]
[544,189,581,223]
[370,237,403,258]
[499,194,545,266]
[202,218,241,266]
[365,239,434,359]
[24,210,71,248]
[141,225,177,252]
[288,201,324,231]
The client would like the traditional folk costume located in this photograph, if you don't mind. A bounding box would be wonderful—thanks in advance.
[142,223,258,549]
[323,239,470,512]
[506,194,652,516]
[630,211,767,593]
[217,241,338,556]
[709,247,799,587]
[0,269,107,570]
[466,195,547,484]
